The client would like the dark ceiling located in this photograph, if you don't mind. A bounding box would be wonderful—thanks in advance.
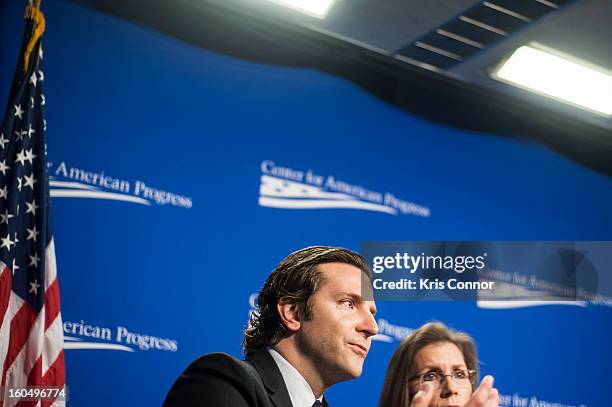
[72,0,612,174]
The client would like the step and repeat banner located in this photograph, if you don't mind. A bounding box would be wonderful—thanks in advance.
[1,1,611,406]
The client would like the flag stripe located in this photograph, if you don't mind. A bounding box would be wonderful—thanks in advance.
[23,309,45,382]
[26,354,43,388]
[2,302,37,386]
[42,350,64,386]
[14,398,38,407]
[21,355,42,407]
[42,314,62,375]
[0,294,26,405]
[0,264,11,332]
[3,307,44,398]
[41,350,65,407]
[43,279,58,331]
[43,241,56,290]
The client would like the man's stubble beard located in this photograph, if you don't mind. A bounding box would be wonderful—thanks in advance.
[295,327,357,388]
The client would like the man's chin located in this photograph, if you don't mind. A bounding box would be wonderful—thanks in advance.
[328,355,366,382]
[343,361,364,379]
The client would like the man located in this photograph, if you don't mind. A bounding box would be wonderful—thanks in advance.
[164,246,500,407]
[163,246,379,407]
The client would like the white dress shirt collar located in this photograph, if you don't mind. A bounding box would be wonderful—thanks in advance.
[268,348,324,407]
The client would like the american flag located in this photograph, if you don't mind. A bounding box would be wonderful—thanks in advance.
[0,3,65,406]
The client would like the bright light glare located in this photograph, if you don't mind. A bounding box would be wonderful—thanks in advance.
[263,0,335,17]
[494,45,612,116]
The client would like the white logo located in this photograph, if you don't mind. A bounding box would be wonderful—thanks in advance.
[477,300,588,309]
[498,392,587,407]
[63,320,179,352]
[49,161,193,209]
[258,160,430,217]
[475,268,611,309]
[373,319,413,343]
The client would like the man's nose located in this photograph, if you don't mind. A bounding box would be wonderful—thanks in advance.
[358,306,378,337]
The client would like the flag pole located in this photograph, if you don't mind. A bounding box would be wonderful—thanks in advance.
[23,0,45,73]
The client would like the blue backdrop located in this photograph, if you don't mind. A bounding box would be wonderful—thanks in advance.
[1,1,611,406]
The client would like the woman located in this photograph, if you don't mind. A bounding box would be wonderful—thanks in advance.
[378,322,497,407]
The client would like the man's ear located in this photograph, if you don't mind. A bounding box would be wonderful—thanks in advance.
[277,299,302,333]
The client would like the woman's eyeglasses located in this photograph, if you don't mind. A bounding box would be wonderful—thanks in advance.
[409,369,476,390]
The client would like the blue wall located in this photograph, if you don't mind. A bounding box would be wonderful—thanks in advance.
[1,1,611,406]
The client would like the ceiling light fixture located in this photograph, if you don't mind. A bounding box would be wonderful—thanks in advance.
[492,44,612,116]
[261,0,335,18]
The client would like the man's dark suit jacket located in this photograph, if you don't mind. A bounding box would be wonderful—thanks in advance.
[163,350,330,407]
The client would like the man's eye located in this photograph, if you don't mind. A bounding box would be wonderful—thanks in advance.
[342,299,355,308]
[453,370,468,379]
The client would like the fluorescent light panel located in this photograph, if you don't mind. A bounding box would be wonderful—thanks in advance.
[262,0,335,17]
[493,45,612,116]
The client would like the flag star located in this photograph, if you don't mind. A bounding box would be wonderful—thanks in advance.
[41,94,46,106]
[11,258,19,275]
[0,133,7,149]
[27,124,36,138]
[0,160,9,176]
[29,253,40,268]
[1,234,15,251]
[29,71,38,87]
[27,225,39,242]
[17,177,22,191]
[0,185,7,200]
[15,149,27,166]
[14,104,24,119]
[43,119,47,131]
[14,232,18,245]
[29,279,40,295]
[24,173,37,190]
[14,130,23,142]
[39,47,43,60]
[0,209,13,225]
[26,200,38,216]
[25,149,36,165]
[38,70,44,82]
[30,97,35,109]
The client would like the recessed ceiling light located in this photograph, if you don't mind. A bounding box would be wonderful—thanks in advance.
[262,0,335,18]
[492,44,612,116]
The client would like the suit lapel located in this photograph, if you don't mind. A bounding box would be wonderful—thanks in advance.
[249,350,293,407]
